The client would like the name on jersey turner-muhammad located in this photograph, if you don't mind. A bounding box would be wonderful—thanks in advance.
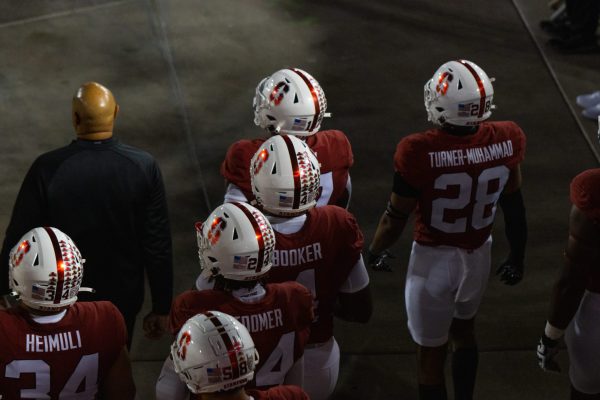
[428,140,514,168]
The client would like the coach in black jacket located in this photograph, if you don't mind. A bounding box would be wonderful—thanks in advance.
[0,82,173,346]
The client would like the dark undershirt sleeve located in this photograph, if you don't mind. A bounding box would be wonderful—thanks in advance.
[392,171,419,198]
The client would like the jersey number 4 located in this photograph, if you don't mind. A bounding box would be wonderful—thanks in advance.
[4,353,98,398]
[255,331,296,387]
[431,165,509,233]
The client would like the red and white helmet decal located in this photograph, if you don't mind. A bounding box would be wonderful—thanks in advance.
[291,68,326,133]
[458,59,486,118]
[230,202,275,274]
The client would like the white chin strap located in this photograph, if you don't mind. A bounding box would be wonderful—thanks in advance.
[78,287,96,293]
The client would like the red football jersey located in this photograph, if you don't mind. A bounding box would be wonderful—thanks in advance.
[220,130,353,206]
[394,121,526,249]
[169,282,313,389]
[570,168,600,292]
[0,301,126,399]
[266,206,364,343]
[246,385,310,400]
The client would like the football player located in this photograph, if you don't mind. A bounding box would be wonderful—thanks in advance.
[171,311,309,399]
[250,134,372,400]
[368,60,527,400]
[0,227,135,399]
[156,202,313,399]
[537,165,600,399]
[221,67,354,209]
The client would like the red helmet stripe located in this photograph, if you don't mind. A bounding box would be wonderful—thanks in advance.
[43,227,65,304]
[205,312,241,379]
[281,135,301,209]
[458,60,486,118]
[291,68,320,132]
[231,202,265,273]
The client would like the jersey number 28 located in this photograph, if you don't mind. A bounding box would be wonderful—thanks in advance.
[431,165,509,233]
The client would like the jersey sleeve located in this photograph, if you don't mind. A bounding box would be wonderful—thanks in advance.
[324,130,353,169]
[168,291,199,335]
[95,301,128,369]
[106,302,128,347]
[503,121,526,166]
[570,169,600,222]
[309,130,353,172]
[337,208,365,267]
[286,283,313,356]
[393,135,426,189]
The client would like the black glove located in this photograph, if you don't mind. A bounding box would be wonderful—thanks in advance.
[496,256,524,285]
[366,249,394,272]
[536,333,561,372]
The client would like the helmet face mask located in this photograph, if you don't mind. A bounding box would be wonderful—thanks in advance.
[424,59,495,127]
[195,202,275,282]
[171,311,259,394]
[9,227,85,311]
[253,68,327,137]
[251,135,321,217]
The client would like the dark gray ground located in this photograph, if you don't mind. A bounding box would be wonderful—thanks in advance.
[0,0,598,398]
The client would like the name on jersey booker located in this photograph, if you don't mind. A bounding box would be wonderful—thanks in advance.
[235,309,283,333]
[272,242,322,267]
[428,140,514,168]
[25,330,82,353]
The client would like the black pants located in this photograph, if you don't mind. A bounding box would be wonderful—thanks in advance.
[567,0,600,38]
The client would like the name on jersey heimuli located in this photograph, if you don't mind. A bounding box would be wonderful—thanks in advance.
[272,242,322,267]
[235,309,283,333]
[25,330,82,352]
[428,140,514,168]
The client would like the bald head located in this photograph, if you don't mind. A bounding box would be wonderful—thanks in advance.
[72,82,119,139]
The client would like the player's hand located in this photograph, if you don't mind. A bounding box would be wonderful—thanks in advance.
[367,249,394,272]
[536,333,561,372]
[143,312,169,339]
[496,257,524,285]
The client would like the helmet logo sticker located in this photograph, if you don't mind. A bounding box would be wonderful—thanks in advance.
[12,240,31,267]
[207,217,227,246]
[252,148,269,176]
[436,72,453,96]
[176,330,192,361]
[269,81,289,106]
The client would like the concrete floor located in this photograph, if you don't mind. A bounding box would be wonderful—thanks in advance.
[0,0,598,398]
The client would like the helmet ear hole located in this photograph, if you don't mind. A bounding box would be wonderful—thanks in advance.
[208,256,217,263]
[271,163,277,174]
[33,254,39,266]
[232,228,238,240]
[436,107,444,112]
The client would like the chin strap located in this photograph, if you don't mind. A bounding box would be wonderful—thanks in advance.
[78,287,96,293]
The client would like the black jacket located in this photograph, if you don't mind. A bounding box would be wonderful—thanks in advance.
[0,138,173,315]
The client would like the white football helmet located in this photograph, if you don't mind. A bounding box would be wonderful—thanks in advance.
[171,311,259,394]
[250,135,321,217]
[424,59,495,126]
[196,202,276,282]
[253,68,328,136]
[9,227,86,311]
